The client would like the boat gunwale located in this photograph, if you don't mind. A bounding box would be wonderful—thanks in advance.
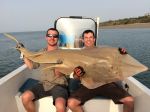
[0,64,27,85]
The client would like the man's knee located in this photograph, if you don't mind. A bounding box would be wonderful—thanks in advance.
[120,96,134,104]
[55,97,66,112]
[67,98,81,109]
[21,90,34,104]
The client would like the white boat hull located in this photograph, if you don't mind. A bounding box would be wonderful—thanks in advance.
[0,65,150,112]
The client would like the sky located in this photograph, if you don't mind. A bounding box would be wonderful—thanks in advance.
[0,0,150,33]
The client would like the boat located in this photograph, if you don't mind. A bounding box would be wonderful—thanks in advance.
[0,16,150,112]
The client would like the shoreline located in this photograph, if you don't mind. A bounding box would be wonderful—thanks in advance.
[100,23,150,29]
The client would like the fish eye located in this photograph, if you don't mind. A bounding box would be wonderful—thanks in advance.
[16,44,21,49]
[16,43,24,48]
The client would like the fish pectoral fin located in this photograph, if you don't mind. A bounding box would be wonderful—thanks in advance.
[42,66,55,71]
[52,64,68,68]
[27,53,43,58]
[42,64,68,71]
[43,59,63,64]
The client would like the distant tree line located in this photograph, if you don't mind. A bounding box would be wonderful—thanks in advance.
[100,14,150,26]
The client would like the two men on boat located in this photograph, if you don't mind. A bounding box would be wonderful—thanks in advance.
[67,30,134,112]
[21,28,134,112]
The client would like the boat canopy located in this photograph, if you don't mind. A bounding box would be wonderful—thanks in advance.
[55,16,97,48]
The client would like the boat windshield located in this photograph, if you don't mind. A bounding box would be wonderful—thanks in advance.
[55,17,97,49]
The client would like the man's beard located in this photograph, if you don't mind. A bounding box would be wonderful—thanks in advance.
[48,42,57,46]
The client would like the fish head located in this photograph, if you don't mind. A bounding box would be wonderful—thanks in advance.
[16,43,25,50]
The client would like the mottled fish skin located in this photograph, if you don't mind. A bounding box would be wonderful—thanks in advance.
[16,45,149,87]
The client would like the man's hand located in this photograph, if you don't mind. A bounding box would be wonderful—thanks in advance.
[74,66,85,78]
[54,68,64,77]
[118,47,128,55]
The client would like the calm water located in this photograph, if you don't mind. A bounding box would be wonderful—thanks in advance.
[0,29,150,88]
[0,31,46,77]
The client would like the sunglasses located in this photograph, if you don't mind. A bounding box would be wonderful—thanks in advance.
[46,34,59,38]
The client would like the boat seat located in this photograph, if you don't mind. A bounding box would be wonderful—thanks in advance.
[15,92,123,112]
[15,93,68,112]
[15,78,123,112]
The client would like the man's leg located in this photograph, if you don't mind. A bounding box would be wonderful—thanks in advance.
[120,96,134,112]
[68,98,84,112]
[68,85,96,112]
[104,83,134,112]
[52,85,68,112]
[55,97,67,112]
[21,90,35,112]
[91,82,134,112]
[21,83,45,112]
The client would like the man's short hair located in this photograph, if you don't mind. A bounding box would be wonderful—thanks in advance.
[46,28,59,36]
[82,30,95,38]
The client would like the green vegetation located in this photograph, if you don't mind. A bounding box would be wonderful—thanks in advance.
[100,14,150,26]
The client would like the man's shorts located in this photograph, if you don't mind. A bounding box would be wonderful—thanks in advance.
[70,82,131,105]
[28,83,68,105]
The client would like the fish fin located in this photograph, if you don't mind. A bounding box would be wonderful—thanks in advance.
[3,33,19,43]
[42,64,68,71]
[42,66,53,71]
[27,52,43,58]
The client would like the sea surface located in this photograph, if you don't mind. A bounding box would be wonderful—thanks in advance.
[0,29,150,89]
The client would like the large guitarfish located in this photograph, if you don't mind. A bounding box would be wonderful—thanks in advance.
[4,33,148,87]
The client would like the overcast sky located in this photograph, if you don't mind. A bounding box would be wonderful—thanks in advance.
[0,0,150,33]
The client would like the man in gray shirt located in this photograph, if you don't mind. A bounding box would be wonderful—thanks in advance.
[22,28,68,112]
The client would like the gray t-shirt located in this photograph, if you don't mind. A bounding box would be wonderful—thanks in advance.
[32,48,68,91]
